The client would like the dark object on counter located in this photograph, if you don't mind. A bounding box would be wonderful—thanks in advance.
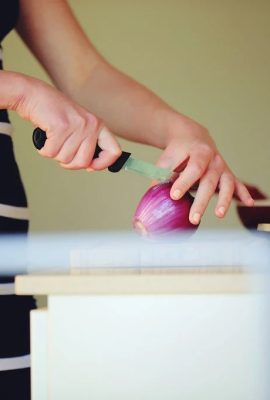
[237,201,270,230]
[236,183,270,230]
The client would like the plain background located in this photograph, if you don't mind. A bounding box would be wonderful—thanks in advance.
[2,0,270,232]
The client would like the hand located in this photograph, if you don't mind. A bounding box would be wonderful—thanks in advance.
[15,76,121,170]
[155,115,254,225]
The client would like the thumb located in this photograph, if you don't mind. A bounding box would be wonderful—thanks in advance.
[88,126,121,171]
[97,126,121,155]
[156,144,189,169]
[151,147,188,187]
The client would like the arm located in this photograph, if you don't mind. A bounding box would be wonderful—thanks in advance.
[17,0,254,224]
[16,0,179,148]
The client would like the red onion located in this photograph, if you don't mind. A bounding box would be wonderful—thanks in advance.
[133,182,197,236]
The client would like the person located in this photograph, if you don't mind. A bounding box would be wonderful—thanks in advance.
[0,0,254,398]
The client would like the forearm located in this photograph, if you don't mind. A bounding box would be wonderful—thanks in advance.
[16,0,203,149]
[68,60,196,150]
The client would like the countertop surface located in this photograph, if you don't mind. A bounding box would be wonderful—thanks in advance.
[15,267,257,295]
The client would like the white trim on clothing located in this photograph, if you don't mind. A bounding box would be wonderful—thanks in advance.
[0,283,15,295]
[0,122,13,136]
[0,355,30,371]
[0,204,29,220]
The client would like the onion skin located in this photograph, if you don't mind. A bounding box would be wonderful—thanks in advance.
[133,182,197,236]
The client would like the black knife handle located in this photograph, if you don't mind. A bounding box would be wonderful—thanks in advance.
[32,127,131,173]
[32,127,47,150]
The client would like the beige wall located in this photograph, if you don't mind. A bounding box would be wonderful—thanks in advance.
[3,0,270,232]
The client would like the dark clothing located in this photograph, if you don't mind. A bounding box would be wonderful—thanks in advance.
[0,0,19,42]
[0,2,36,399]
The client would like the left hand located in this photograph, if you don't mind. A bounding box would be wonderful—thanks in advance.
[155,117,254,225]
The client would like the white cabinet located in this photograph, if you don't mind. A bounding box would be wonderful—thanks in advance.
[16,271,269,400]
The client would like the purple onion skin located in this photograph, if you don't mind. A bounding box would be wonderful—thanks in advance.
[133,182,197,237]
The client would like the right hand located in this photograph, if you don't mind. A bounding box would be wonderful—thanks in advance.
[15,75,121,170]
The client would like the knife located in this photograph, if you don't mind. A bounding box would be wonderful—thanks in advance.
[32,128,175,182]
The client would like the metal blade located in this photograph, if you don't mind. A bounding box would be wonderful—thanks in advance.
[123,157,174,182]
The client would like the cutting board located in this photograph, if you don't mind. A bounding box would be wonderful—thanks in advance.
[70,230,269,274]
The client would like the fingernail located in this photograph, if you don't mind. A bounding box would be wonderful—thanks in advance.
[248,198,255,206]
[86,167,94,172]
[218,207,225,217]
[192,213,201,224]
[172,189,182,200]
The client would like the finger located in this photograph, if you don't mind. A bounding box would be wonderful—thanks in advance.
[240,183,267,200]
[54,132,83,164]
[89,126,121,170]
[150,148,188,187]
[58,113,101,167]
[156,148,189,171]
[87,148,121,171]
[189,156,224,224]
[37,119,73,159]
[170,150,212,200]
[150,172,179,188]
[38,134,68,159]
[189,171,220,224]
[59,136,94,170]
[214,172,235,218]
[38,112,98,160]
[234,180,254,206]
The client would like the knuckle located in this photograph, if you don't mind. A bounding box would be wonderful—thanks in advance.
[44,148,58,158]
[219,195,231,206]
[197,143,213,158]
[223,172,235,186]
[55,118,70,134]
[207,174,218,191]
[72,160,88,170]
[190,163,204,177]
[112,147,122,158]
[237,182,247,193]
[60,163,72,170]
[58,154,73,164]
[87,113,99,131]
[70,114,86,131]
[214,153,224,167]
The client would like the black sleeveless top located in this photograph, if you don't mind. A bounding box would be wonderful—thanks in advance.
[0,0,19,42]
[0,0,29,234]
[0,3,35,368]
[0,0,20,123]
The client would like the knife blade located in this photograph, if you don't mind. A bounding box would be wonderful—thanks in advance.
[32,127,175,182]
[122,156,174,182]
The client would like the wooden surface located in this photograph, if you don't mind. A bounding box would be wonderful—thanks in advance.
[15,268,257,295]
[257,223,270,232]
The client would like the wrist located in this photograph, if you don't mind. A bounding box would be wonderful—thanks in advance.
[154,108,211,148]
[0,71,32,113]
